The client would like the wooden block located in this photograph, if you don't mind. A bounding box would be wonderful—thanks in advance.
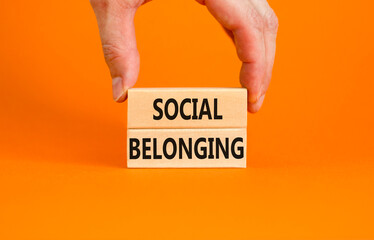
[127,128,246,168]
[127,88,247,129]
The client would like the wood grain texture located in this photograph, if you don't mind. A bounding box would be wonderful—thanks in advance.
[127,128,247,168]
[127,88,247,129]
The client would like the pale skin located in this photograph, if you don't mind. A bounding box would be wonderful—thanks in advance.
[90,0,278,113]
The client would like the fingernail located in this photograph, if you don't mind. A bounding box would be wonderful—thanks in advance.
[247,94,265,113]
[112,77,127,102]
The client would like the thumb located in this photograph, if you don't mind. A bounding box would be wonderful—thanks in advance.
[90,0,142,102]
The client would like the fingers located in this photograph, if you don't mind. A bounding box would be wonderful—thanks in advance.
[251,1,278,111]
[90,0,146,102]
[198,0,278,112]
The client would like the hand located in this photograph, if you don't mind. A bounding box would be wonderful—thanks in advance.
[90,0,278,113]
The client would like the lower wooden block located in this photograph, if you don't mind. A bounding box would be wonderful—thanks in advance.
[127,128,246,168]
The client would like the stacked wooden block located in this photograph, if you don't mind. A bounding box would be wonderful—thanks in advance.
[127,88,247,168]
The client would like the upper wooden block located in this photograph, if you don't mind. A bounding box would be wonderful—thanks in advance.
[127,88,247,129]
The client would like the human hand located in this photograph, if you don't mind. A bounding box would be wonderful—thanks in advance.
[90,0,278,112]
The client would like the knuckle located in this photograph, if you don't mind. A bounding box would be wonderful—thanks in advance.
[117,0,145,9]
[263,8,279,32]
[89,0,108,9]
[89,0,143,12]
[102,43,123,63]
[246,8,264,32]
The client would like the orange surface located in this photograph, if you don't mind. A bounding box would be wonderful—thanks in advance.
[1,0,373,239]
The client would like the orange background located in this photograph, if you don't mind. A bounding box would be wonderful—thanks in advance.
[1,0,374,239]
